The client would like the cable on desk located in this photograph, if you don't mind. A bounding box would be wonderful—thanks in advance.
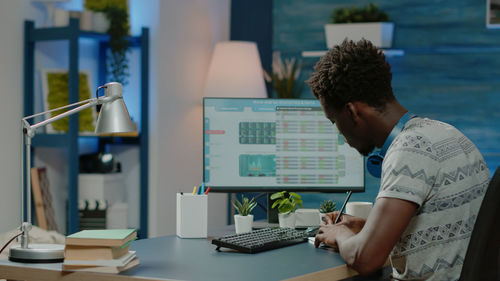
[0,232,22,255]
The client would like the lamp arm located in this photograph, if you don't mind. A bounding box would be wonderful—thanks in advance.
[22,98,95,122]
[20,96,120,135]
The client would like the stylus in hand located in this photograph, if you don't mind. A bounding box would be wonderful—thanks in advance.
[334,191,352,224]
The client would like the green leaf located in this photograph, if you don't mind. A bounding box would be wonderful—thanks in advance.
[270,191,285,200]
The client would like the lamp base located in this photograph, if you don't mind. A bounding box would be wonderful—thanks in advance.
[9,243,64,263]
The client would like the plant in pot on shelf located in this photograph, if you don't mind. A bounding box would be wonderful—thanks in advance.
[324,3,394,49]
[263,51,303,99]
[270,191,303,228]
[233,196,257,234]
[85,0,130,86]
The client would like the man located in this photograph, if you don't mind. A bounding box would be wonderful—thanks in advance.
[307,39,490,280]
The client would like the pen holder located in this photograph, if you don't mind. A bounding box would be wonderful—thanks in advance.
[176,193,207,238]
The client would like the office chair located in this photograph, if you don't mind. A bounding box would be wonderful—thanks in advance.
[459,167,500,281]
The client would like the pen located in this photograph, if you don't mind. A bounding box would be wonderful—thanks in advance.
[334,191,352,224]
[199,182,205,195]
[204,187,211,195]
[192,186,198,195]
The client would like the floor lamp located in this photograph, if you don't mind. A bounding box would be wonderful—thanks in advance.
[9,82,136,263]
[203,41,267,98]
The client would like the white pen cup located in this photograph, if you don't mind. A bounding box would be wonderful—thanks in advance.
[345,202,373,220]
[176,193,207,238]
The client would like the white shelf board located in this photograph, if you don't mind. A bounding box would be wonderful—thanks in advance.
[302,49,405,58]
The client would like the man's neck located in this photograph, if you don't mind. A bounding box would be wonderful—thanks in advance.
[375,101,407,148]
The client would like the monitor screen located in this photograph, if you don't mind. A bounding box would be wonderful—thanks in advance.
[203,98,364,192]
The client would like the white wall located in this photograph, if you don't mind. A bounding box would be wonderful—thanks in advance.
[0,0,39,233]
[149,0,230,237]
[0,0,230,236]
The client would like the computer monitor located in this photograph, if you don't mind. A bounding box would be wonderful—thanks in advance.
[203,97,365,192]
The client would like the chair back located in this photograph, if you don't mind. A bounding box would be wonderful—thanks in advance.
[459,167,500,281]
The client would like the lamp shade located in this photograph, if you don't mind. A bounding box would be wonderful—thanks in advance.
[95,82,136,134]
[203,41,267,98]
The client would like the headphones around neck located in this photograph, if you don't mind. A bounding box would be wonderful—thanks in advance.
[366,112,417,178]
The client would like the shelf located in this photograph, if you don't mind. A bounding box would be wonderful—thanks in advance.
[24,18,149,238]
[31,134,141,147]
[26,25,142,46]
[301,49,405,58]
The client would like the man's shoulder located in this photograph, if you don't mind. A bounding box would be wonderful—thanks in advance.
[404,117,457,137]
[387,117,468,162]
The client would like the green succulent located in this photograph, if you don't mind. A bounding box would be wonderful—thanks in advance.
[319,200,337,214]
[233,196,257,216]
[331,3,389,24]
[270,191,303,214]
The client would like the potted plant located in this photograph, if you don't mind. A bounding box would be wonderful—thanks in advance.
[319,200,336,214]
[270,191,303,228]
[84,0,130,85]
[319,200,336,221]
[324,3,394,48]
[233,196,257,234]
[263,51,303,99]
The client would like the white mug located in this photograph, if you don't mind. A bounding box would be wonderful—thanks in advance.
[345,202,373,219]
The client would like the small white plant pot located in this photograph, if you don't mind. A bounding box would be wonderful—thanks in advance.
[324,22,394,49]
[278,212,296,228]
[234,214,253,234]
[92,12,110,33]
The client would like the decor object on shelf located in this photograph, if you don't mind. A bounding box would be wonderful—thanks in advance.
[203,41,267,98]
[31,0,70,27]
[92,11,110,33]
[30,167,58,231]
[263,51,303,99]
[9,82,135,263]
[271,191,303,228]
[324,3,394,48]
[232,196,257,234]
[487,0,500,28]
[53,7,70,27]
[84,0,130,85]
[41,69,96,134]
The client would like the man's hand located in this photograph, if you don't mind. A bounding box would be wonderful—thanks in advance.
[315,212,366,248]
[314,198,417,275]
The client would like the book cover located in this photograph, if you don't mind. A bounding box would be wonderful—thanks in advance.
[63,251,135,267]
[62,257,140,273]
[66,229,136,247]
[64,244,130,260]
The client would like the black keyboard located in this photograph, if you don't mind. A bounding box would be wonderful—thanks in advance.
[212,227,308,254]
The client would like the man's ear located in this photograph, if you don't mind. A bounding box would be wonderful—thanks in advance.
[344,102,361,124]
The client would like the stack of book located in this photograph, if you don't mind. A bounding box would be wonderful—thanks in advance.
[63,229,139,273]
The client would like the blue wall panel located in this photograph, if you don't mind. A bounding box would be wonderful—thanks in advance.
[273,0,500,208]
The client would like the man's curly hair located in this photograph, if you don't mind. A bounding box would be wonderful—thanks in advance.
[307,39,394,111]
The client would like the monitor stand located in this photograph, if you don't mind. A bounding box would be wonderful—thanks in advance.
[267,194,279,224]
[251,193,280,229]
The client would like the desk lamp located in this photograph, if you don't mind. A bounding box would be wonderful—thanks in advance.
[9,82,136,263]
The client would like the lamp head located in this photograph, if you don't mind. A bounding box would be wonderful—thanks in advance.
[95,82,136,134]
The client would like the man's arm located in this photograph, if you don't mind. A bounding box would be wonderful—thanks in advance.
[315,197,417,275]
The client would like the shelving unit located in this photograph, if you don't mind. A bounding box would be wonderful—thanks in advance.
[23,18,149,238]
[301,49,404,58]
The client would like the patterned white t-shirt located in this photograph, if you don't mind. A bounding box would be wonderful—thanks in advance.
[377,117,490,281]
